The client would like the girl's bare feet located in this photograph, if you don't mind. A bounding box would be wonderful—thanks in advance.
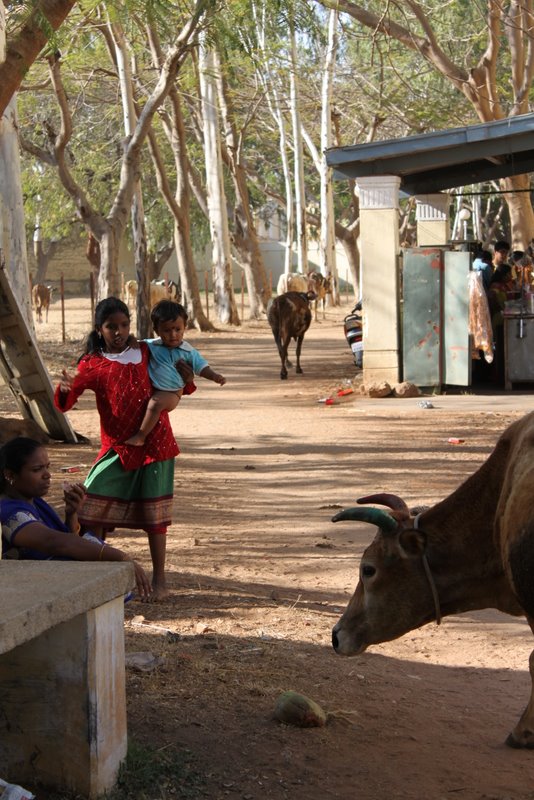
[148,581,170,603]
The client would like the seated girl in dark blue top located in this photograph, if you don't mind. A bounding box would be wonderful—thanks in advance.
[0,436,151,599]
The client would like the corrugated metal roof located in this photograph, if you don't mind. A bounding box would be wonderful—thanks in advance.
[325,113,534,195]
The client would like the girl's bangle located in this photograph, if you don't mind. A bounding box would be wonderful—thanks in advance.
[98,543,107,561]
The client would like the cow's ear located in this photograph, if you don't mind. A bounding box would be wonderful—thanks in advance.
[398,528,426,557]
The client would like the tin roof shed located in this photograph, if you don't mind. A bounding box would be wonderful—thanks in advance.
[325,113,534,195]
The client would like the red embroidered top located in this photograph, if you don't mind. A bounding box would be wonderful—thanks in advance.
[54,343,193,471]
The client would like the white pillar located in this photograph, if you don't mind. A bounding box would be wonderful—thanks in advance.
[415,193,450,246]
[357,175,401,385]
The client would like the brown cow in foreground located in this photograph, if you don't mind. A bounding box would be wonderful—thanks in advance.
[267,291,315,380]
[32,283,53,323]
[330,410,534,748]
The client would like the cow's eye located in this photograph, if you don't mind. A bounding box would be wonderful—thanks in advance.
[361,564,376,578]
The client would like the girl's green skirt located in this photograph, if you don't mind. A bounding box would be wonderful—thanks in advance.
[79,450,174,534]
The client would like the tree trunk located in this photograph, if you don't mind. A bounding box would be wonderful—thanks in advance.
[336,221,360,301]
[215,51,270,317]
[199,39,239,325]
[230,183,270,318]
[111,21,151,336]
[0,97,34,328]
[85,232,100,287]
[253,3,294,276]
[501,174,534,248]
[319,9,339,305]
[98,226,121,298]
[147,244,173,282]
[289,22,307,274]
[145,24,213,331]
[33,223,58,283]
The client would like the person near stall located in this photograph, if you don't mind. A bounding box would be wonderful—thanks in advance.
[487,263,516,386]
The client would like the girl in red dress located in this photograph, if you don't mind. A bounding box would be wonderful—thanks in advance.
[55,296,193,601]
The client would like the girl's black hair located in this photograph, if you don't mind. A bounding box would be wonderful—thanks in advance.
[150,300,188,332]
[84,296,130,355]
[0,437,44,491]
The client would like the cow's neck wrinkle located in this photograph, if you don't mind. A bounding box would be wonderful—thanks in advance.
[415,432,521,616]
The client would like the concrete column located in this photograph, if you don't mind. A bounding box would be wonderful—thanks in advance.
[415,193,450,246]
[357,175,401,385]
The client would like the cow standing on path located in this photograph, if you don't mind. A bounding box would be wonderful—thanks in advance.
[32,284,53,323]
[267,291,315,380]
[330,410,534,748]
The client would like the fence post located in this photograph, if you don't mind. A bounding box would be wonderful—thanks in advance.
[60,273,66,343]
[204,271,210,319]
[120,272,125,302]
[241,271,245,319]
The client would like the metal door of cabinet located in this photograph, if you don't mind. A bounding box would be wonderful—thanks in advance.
[402,248,443,386]
[443,250,471,386]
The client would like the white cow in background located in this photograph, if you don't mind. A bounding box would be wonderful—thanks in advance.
[276,273,309,295]
[124,279,181,310]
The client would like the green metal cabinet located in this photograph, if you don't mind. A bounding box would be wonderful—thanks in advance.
[402,247,471,388]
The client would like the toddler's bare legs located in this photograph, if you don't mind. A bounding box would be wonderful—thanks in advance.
[125,389,182,446]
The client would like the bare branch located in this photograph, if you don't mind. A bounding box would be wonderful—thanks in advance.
[46,53,104,231]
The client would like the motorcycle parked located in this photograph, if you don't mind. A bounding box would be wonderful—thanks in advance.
[344,302,363,368]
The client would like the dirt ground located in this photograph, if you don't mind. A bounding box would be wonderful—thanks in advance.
[12,295,534,800]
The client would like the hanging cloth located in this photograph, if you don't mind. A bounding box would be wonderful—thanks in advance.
[468,271,494,363]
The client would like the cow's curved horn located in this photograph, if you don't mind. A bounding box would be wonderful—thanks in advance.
[332,507,398,532]
[357,493,409,512]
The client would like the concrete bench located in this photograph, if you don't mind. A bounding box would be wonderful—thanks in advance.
[0,561,135,798]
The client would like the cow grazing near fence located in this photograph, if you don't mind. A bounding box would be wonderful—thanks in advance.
[124,279,181,310]
[267,290,315,380]
[32,284,53,323]
[150,279,181,304]
[330,410,534,748]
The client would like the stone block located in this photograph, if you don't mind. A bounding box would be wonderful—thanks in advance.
[0,562,133,798]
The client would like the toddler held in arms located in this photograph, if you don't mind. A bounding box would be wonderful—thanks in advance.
[125,300,226,446]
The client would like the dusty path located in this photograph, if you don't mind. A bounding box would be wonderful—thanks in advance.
[21,298,534,799]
